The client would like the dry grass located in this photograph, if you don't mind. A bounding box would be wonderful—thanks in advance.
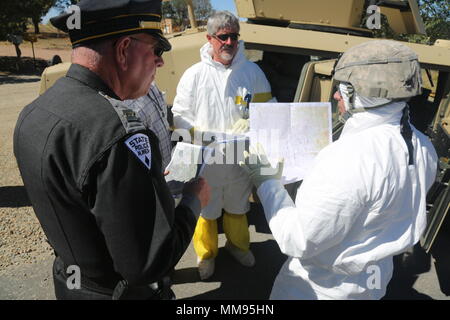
[0,37,71,51]
[1,23,71,51]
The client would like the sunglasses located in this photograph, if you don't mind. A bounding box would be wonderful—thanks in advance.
[129,37,164,57]
[213,33,240,42]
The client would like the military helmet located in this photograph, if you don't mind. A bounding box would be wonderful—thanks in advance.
[334,40,422,100]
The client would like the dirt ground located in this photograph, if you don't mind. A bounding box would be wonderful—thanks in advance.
[0,45,71,63]
[0,38,72,63]
[0,75,54,261]
[0,40,70,298]
[0,74,56,299]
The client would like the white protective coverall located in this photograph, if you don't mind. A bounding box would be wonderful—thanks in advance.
[257,101,438,299]
[172,40,273,219]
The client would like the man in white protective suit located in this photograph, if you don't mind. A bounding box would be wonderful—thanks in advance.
[172,11,274,280]
[240,40,438,299]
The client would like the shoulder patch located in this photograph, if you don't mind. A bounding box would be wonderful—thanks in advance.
[125,133,152,170]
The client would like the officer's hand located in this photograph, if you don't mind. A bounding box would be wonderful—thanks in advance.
[239,143,284,188]
[183,177,211,208]
[232,119,250,133]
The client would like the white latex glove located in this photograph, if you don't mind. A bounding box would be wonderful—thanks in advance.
[239,143,284,188]
[232,118,250,133]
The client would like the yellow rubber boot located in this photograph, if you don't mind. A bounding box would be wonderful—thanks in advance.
[223,212,255,267]
[223,212,250,251]
[193,216,218,260]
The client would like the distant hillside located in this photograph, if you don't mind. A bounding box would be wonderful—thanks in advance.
[26,23,68,39]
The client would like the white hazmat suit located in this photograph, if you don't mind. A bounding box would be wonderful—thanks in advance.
[172,40,273,219]
[257,99,438,299]
[172,39,273,275]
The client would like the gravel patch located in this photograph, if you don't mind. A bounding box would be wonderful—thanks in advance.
[0,206,54,270]
[0,75,55,299]
[0,77,53,273]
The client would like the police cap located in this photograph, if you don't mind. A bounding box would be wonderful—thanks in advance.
[50,0,171,51]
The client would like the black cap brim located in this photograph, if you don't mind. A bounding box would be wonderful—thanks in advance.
[49,0,170,50]
[152,32,171,51]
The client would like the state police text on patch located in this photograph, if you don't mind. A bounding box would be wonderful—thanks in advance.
[125,133,152,170]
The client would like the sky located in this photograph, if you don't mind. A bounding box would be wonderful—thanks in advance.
[211,0,237,14]
[42,0,238,24]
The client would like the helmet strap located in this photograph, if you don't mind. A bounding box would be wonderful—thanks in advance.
[346,83,355,110]
[346,81,395,115]
[338,83,357,122]
[400,105,414,165]
[338,83,395,121]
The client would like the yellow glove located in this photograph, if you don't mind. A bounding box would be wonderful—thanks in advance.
[232,119,250,134]
[239,143,284,188]
[189,127,211,146]
[189,127,204,144]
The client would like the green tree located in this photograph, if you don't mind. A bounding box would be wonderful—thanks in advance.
[0,0,58,38]
[24,0,56,34]
[362,0,449,44]
[418,0,450,42]
[162,1,176,19]
[0,1,29,41]
[194,0,214,24]
[161,0,213,30]
[0,0,61,60]
[170,0,189,29]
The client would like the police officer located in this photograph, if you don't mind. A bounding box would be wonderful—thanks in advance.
[13,0,210,300]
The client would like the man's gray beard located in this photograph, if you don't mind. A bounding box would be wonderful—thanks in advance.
[220,51,234,62]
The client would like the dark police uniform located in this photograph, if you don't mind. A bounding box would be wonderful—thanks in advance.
[13,0,199,299]
[14,63,200,300]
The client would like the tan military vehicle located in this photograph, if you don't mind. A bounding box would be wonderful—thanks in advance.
[39,0,450,254]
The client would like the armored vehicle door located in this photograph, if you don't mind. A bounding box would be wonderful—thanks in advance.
[39,62,71,95]
[421,76,450,252]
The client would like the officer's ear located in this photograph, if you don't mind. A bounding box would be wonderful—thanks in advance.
[206,34,213,45]
[113,36,132,71]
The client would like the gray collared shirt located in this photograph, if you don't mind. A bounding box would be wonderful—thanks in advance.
[124,84,172,170]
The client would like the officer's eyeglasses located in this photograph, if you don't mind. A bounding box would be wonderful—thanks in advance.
[212,33,240,42]
[129,37,164,57]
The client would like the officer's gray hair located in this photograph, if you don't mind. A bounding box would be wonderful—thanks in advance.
[83,39,114,54]
[207,11,240,35]
[72,39,113,67]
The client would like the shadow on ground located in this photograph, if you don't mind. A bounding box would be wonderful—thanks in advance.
[384,244,434,300]
[172,239,286,300]
[0,74,40,84]
[0,186,31,207]
[384,217,450,300]
[430,217,450,296]
[172,202,286,299]
[173,200,450,300]
[0,56,47,78]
